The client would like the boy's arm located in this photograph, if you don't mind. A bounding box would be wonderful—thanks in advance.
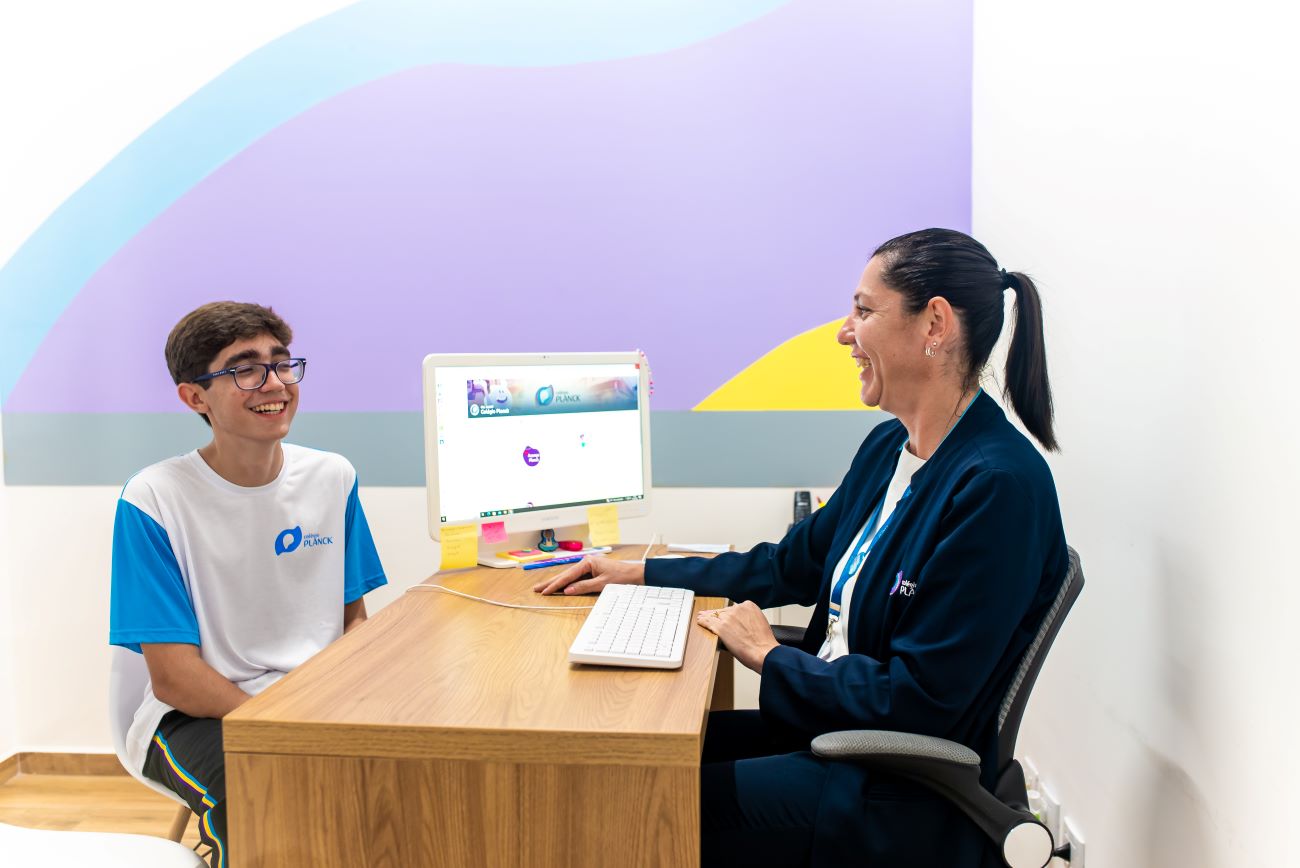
[344,598,368,633]
[141,643,249,719]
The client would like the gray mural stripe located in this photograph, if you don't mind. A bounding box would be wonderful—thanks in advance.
[1,411,886,487]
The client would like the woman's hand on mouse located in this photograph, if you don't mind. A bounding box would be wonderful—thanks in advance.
[532,555,645,596]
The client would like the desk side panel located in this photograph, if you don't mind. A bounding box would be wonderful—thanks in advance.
[227,752,697,868]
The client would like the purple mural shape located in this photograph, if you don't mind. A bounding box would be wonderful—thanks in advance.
[9,0,971,413]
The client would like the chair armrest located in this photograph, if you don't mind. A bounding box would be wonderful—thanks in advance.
[811,730,1053,868]
[771,624,807,647]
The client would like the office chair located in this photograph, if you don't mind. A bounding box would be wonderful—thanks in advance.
[771,546,1084,868]
[0,820,206,866]
[109,646,194,842]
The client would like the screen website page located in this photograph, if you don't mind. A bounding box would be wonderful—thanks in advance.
[433,364,645,524]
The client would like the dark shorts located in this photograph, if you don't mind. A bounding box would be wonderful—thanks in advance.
[141,710,227,868]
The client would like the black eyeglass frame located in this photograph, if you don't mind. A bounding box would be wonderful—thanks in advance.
[191,358,307,391]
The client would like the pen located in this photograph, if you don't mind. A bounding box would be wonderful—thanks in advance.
[522,555,585,571]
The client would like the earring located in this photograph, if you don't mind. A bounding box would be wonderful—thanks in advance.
[924,342,937,358]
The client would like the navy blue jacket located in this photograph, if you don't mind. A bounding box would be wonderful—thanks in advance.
[646,391,1068,866]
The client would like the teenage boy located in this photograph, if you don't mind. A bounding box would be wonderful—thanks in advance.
[109,302,388,867]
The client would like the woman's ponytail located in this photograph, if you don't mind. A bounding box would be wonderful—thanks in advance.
[874,229,1060,453]
[1003,272,1058,451]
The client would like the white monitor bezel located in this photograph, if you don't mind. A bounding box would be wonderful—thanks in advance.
[422,351,652,542]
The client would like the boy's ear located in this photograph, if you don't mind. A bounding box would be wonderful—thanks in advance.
[177,382,210,417]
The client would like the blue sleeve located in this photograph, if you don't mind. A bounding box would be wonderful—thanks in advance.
[109,499,200,652]
[344,478,387,603]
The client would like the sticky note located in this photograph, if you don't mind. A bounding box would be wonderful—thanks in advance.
[586,503,621,547]
[439,524,479,570]
[482,521,508,544]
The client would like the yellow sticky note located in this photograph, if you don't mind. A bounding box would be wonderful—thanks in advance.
[439,524,479,570]
[587,503,621,547]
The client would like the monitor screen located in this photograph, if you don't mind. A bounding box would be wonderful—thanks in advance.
[425,357,648,529]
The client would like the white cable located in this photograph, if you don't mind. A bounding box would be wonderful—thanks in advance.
[639,532,660,564]
[407,584,595,610]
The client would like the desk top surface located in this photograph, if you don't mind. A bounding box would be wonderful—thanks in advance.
[224,546,726,766]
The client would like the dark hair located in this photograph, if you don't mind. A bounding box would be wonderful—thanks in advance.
[165,301,293,426]
[872,228,1057,451]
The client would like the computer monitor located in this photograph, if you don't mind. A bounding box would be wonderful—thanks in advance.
[422,352,652,560]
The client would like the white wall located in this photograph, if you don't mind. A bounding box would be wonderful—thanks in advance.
[974,1,1300,864]
[0,0,352,267]
[1,482,830,752]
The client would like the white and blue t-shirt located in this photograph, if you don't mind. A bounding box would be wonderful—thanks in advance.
[109,444,387,774]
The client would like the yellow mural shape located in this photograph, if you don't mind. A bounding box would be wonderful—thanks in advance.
[694,319,878,412]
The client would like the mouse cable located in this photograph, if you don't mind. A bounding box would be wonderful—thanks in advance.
[406,584,595,611]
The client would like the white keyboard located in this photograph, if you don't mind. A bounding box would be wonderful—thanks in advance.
[568,584,695,669]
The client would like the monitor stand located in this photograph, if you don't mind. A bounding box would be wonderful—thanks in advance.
[477,525,597,569]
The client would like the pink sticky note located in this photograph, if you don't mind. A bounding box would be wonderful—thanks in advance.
[482,521,508,544]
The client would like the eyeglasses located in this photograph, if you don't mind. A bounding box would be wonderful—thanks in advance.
[192,358,307,391]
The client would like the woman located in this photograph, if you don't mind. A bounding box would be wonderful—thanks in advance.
[536,228,1068,868]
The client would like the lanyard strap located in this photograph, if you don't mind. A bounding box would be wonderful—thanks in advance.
[827,387,983,621]
[829,484,909,617]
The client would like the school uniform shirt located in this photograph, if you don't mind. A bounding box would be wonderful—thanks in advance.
[645,391,1068,867]
[109,444,388,776]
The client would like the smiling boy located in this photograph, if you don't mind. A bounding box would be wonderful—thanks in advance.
[108,302,387,867]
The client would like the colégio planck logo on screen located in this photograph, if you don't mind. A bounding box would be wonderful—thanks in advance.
[535,385,582,406]
[522,446,541,467]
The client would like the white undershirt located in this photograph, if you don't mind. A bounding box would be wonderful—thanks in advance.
[817,445,927,661]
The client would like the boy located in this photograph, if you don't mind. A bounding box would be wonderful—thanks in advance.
[109,302,387,867]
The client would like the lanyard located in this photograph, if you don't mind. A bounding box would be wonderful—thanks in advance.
[828,461,909,620]
[825,387,983,629]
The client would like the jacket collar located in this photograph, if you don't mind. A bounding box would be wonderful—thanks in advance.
[907,388,1003,489]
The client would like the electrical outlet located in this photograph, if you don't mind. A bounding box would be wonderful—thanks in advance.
[1020,755,1040,791]
[1062,816,1085,868]
[1039,783,1061,843]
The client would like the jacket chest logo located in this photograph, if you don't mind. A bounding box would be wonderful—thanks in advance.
[889,570,917,598]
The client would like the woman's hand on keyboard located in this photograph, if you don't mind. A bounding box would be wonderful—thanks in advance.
[533,556,644,596]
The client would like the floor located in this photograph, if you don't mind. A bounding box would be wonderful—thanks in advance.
[0,771,202,849]
[1,770,1074,866]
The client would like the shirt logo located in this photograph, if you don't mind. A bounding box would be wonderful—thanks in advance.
[889,570,917,597]
[275,526,302,555]
[274,525,334,556]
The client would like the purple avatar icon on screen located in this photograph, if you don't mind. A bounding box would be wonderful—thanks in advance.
[523,446,541,467]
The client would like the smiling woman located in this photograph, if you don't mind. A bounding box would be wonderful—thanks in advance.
[536,228,1068,868]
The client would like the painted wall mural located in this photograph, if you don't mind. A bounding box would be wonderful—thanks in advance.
[0,0,972,484]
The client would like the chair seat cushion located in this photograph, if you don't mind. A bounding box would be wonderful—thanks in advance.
[0,821,205,866]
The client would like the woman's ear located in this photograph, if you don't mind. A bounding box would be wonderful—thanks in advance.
[926,296,958,344]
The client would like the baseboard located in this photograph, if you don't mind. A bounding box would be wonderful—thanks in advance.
[9,752,128,777]
[0,752,18,784]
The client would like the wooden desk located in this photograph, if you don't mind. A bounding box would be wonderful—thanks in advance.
[224,546,729,867]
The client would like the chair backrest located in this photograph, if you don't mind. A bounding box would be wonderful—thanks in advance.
[996,546,1084,767]
[109,646,150,763]
[108,647,191,809]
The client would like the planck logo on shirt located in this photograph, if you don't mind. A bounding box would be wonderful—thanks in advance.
[889,570,917,598]
[274,525,334,556]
